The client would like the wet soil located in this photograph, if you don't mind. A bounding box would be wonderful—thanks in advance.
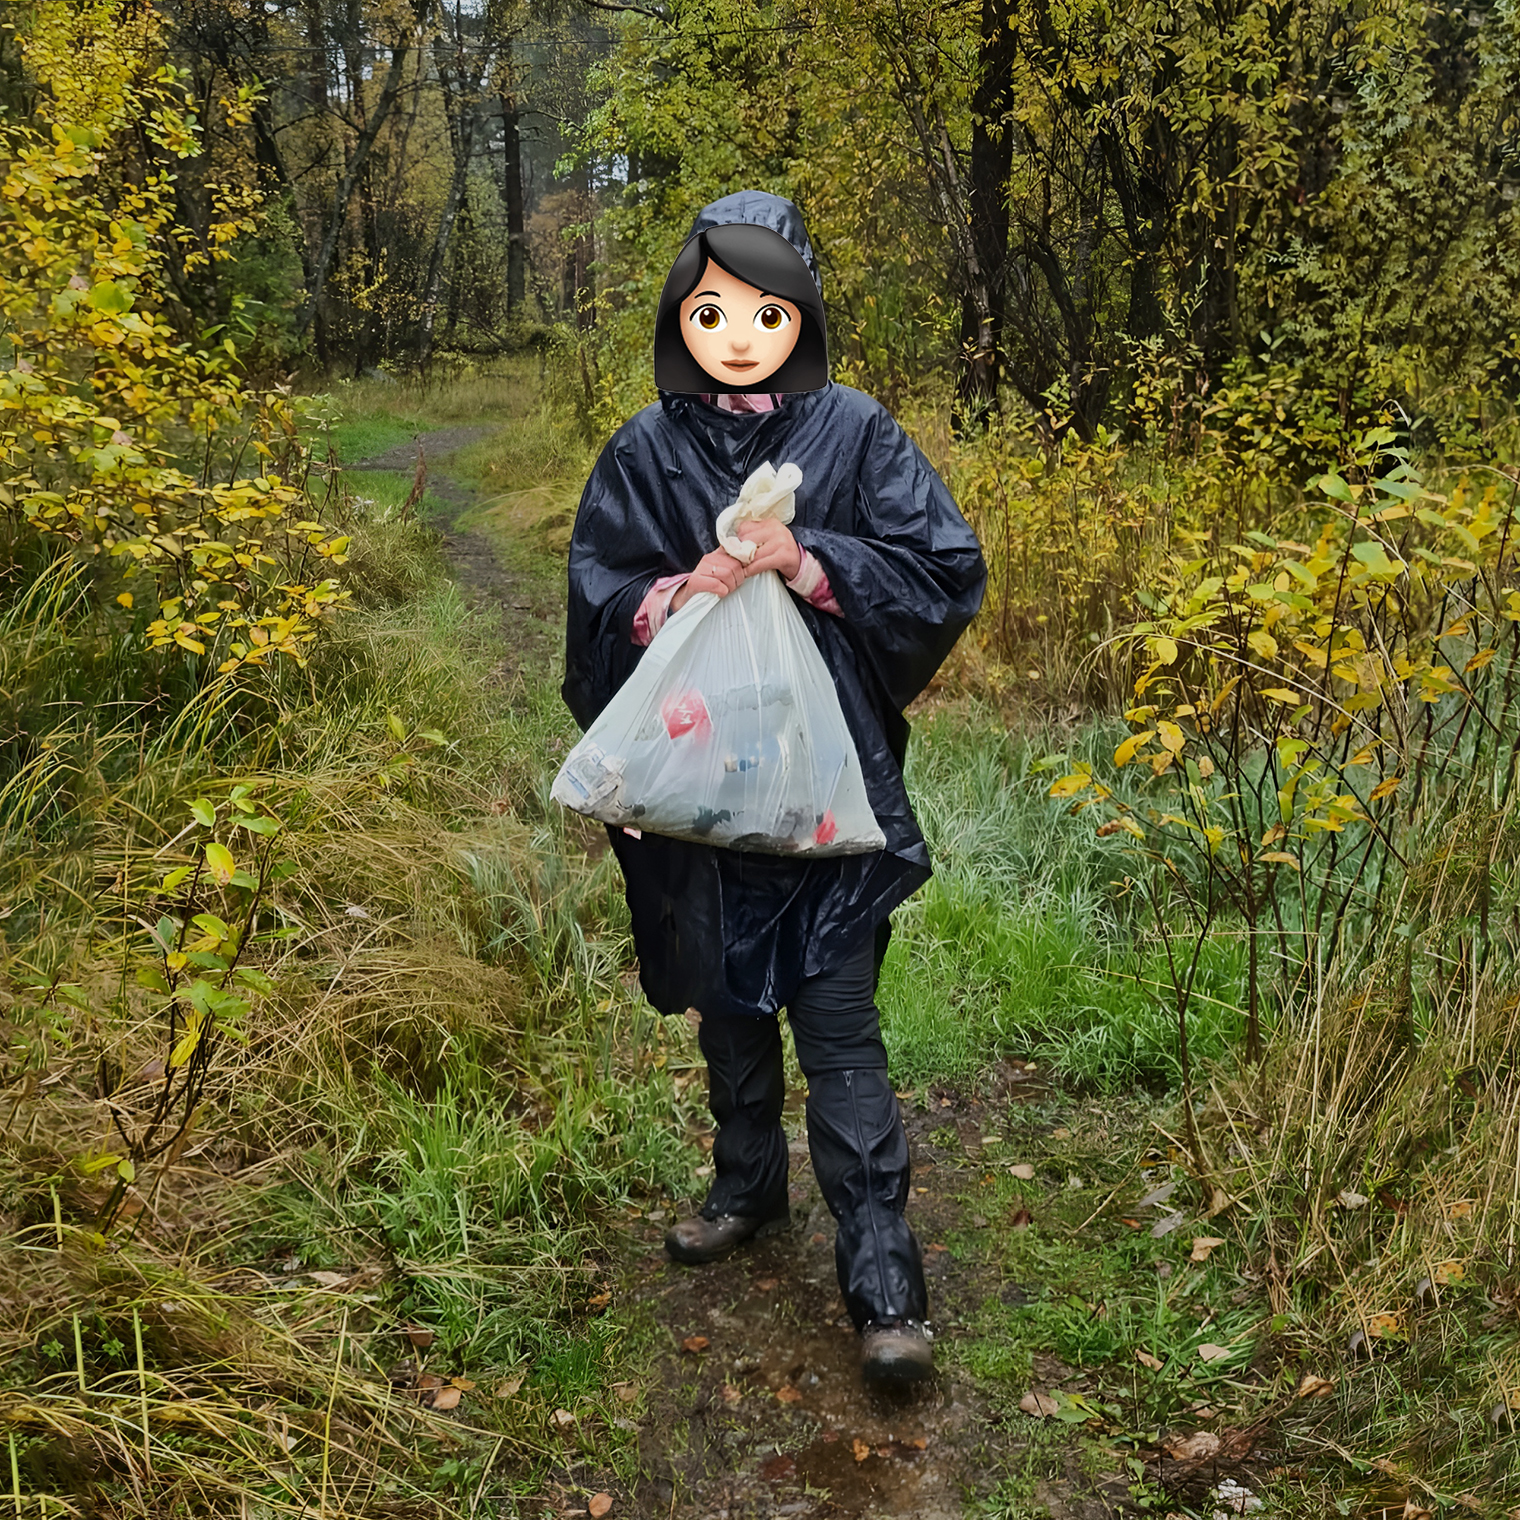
[605,1075,1135,1520]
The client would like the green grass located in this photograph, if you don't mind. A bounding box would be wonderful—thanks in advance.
[882,708,1249,1091]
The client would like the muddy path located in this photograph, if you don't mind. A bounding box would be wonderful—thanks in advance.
[348,426,513,606]
[601,1070,1140,1520]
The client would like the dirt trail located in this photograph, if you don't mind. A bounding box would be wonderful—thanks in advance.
[610,1075,1131,1520]
[349,427,526,611]
[349,426,562,676]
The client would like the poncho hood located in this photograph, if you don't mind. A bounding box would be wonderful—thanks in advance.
[687,191,822,294]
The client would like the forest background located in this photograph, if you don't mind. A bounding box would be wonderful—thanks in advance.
[4,0,1520,1514]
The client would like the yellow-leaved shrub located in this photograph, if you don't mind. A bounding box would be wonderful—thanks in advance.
[0,0,348,677]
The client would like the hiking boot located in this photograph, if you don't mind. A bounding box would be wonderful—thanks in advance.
[664,1211,790,1265]
[861,1318,934,1385]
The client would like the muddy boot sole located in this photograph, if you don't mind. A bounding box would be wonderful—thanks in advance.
[664,1212,791,1265]
[861,1322,935,1385]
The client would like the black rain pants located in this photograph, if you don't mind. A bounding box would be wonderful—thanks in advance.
[695,932,927,1330]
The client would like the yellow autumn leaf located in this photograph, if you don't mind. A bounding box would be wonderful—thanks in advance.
[1048,773,1092,800]
[1157,721,1185,755]
[1247,629,1278,660]
[170,1011,204,1069]
[1260,850,1301,870]
[204,841,235,884]
[1369,776,1402,802]
[1114,731,1154,767]
[1151,636,1179,666]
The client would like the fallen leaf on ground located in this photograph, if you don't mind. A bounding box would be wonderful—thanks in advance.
[1009,1163,1036,1180]
[1151,1212,1186,1238]
[1206,1186,1231,1216]
[905,1436,928,1449]
[1434,1260,1466,1285]
[1138,1180,1179,1209]
[1120,1217,1140,1229]
[1367,1312,1404,1338]
[402,1325,435,1349]
[612,1382,639,1402]
[1189,1235,1227,1263]
[450,1377,476,1391]
[1196,1342,1230,1362]
[776,1386,803,1404]
[926,1242,948,1254]
[681,1335,709,1354]
[551,1408,576,1430]
[721,1384,742,1405]
[588,1494,614,1519]
[1402,1502,1433,1520]
[586,1290,612,1310]
[416,1372,443,1391]
[495,1374,524,1399]
[852,1438,870,1462]
[1136,1349,1164,1371]
[429,1386,462,1411]
[1019,1390,1059,1418]
[1162,1430,1220,1461]
[1189,1403,1219,1418]
[1296,1373,1335,1399]
[1050,1126,1069,1138]
[1336,1188,1370,1209]
[308,1270,347,1288]
[810,1232,827,1244]
[755,1277,779,1292]
[1011,1208,1032,1231]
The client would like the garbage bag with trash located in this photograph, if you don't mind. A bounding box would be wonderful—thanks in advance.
[552,461,885,856]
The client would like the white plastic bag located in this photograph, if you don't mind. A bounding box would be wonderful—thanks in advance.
[552,462,885,857]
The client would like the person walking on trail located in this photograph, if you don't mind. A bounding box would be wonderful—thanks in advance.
[561,192,986,1386]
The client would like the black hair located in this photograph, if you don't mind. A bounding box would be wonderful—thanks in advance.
[653,223,829,394]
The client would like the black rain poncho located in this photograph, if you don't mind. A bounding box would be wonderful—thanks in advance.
[562,195,986,1019]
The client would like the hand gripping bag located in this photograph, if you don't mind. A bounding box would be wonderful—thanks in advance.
[553,462,885,856]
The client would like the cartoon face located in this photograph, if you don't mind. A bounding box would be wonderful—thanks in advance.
[679,260,802,386]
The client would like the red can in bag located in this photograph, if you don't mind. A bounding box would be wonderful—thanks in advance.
[661,688,712,741]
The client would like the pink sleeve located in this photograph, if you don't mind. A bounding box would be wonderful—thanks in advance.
[785,549,843,617]
[632,573,690,646]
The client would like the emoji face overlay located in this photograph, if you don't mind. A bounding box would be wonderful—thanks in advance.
[679,260,802,386]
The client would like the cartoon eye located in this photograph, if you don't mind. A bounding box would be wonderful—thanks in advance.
[690,305,726,331]
[755,305,791,332]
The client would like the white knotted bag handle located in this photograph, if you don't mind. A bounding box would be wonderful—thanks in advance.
[714,460,803,565]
